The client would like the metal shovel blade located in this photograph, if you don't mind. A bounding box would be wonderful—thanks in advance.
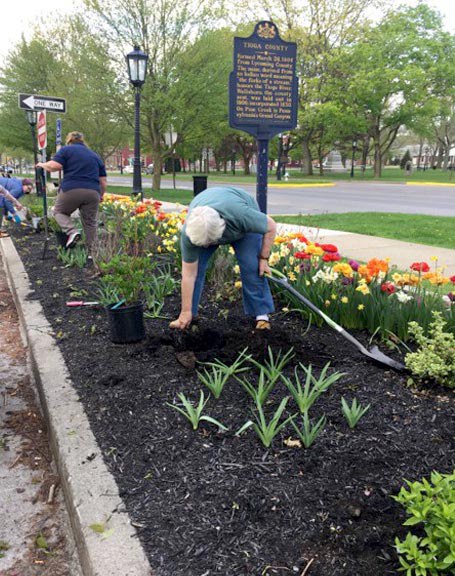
[267,275,406,372]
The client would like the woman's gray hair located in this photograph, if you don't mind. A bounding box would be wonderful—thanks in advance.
[185,206,226,246]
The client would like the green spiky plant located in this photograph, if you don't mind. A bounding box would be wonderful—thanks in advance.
[167,391,227,431]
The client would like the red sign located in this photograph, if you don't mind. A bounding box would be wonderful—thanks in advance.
[37,110,47,149]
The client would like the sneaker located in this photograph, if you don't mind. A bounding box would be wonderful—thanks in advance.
[255,320,271,330]
[65,231,81,249]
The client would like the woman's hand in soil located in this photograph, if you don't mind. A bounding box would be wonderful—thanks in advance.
[259,259,271,277]
[169,311,192,330]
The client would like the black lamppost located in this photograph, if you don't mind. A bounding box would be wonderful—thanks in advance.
[350,139,357,178]
[126,45,148,201]
[25,110,42,197]
[276,133,283,181]
[231,147,236,175]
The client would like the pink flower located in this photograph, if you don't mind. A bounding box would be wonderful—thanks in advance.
[349,259,360,271]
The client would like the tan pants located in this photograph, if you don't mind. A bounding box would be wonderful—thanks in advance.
[54,189,100,249]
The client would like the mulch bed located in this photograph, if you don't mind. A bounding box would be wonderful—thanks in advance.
[9,228,455,576]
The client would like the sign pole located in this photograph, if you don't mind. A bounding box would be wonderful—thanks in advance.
[257,138,269,213]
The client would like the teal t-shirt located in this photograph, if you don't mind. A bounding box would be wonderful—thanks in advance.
[181,187,268,262]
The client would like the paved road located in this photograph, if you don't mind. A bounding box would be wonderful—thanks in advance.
[108,176,455,217]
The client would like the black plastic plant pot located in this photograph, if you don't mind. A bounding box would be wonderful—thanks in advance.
[106,302,146,344]
[55,230,68,247]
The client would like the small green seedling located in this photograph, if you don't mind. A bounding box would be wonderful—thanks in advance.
[236,396,296,448]
[199,348,252,399]
[167,391,228,431]
[247,346,295,385]
[341,397,371,428]
[283,362,344,413]
[291,411,326,448]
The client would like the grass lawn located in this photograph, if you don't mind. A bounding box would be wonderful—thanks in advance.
[275,212,455,250]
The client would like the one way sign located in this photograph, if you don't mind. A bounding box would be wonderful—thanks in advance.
[18,93,66,113]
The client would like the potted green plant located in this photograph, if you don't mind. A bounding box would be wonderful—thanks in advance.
[97,256,151,343]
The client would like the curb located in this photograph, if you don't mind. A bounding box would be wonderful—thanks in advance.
[0,237,152,576]
[406,181,455,187]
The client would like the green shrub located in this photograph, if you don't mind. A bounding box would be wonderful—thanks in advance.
[405,312,455,387]
[393,471,455,575]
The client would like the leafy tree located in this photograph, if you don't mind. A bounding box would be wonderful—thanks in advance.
[83,0,223,189]
[345,4,452,177]
[0,17,128,161]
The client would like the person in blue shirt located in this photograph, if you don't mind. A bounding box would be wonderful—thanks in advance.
[0,178,34,237]
[36,131,107,250]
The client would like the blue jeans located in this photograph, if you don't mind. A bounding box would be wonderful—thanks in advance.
[191,233,275,317]
[0,197,14,228]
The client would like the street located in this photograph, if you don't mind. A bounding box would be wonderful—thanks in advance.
[107,176,455,217]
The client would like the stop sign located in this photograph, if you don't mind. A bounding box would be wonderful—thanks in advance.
[37,110,47,149]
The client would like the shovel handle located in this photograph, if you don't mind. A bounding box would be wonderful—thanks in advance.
[66,301,99,307]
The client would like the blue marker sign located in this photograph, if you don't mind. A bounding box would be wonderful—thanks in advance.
[56,118,62,151]
[229,21,298,212]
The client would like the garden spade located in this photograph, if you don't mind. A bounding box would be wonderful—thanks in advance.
[266,274,405,372]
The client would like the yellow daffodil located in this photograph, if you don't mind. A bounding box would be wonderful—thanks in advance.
[341,297,348,304]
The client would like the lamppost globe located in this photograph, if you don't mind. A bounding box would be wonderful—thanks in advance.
[126,45,148,87]
[126,45,148,201]
[25,109,37,126]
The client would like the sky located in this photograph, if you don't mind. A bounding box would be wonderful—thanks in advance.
[0,0,454,62]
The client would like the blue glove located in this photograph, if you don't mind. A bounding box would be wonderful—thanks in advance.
[14,215,22,224]
[6,215,13,221]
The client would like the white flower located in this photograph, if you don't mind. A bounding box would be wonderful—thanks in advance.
[395,290,413,303]
[442,295,453,309]
[312,268,339,284]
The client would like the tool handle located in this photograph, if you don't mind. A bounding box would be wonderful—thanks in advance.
[66,301,99,307]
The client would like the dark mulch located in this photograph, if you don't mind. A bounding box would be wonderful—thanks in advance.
[10,228,455,576]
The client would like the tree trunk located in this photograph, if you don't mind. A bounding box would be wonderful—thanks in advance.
[436,147,444,169]
[361,136,369,174]
[443,147,450,170]
[417,140,423,169]
[373,144,382,177]
[152,155,163,190]
[243,154,251,175]
[301,139,313,175]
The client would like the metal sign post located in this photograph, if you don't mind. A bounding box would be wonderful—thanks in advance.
[56,118,62,187]
[18,94,66,259]
[36,111,49,259]
[229,21,298,213]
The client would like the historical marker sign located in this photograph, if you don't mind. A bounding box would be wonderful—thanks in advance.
[229,21,298,213]
[18,93,66,113]
[229,21,298,139]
